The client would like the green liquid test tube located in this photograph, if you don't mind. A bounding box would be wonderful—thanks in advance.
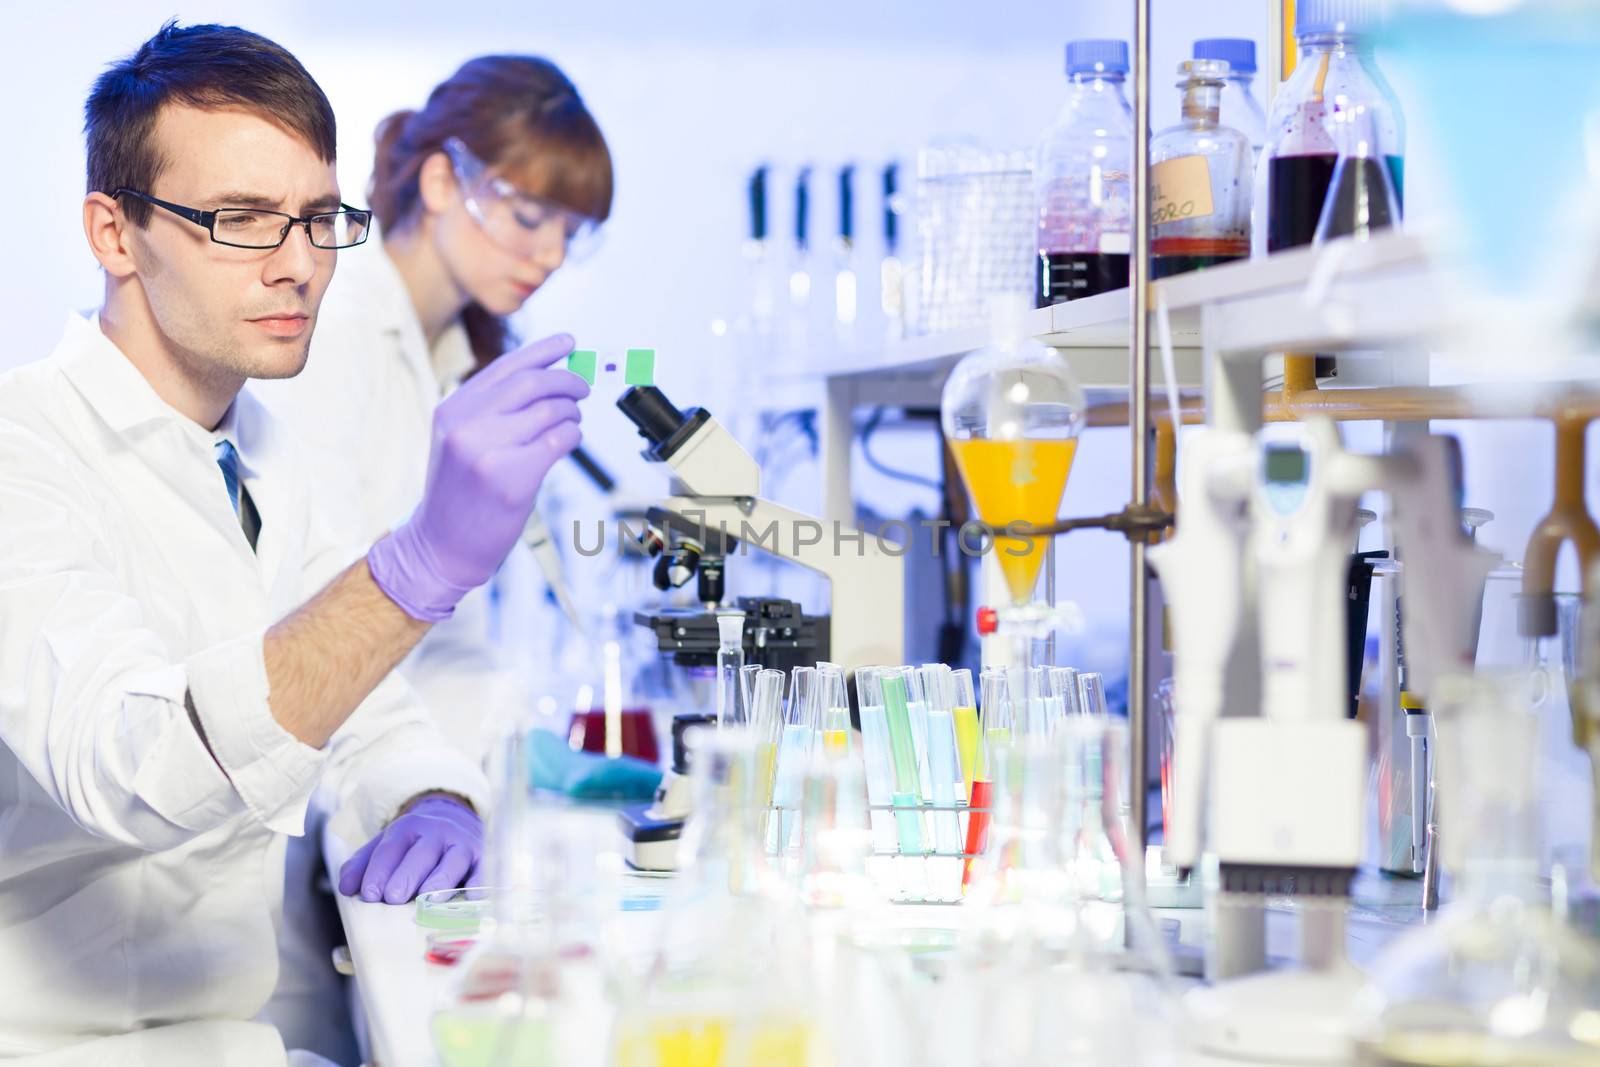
[881,671,926,855]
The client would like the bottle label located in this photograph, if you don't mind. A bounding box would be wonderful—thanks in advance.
[1152,155,1214,225]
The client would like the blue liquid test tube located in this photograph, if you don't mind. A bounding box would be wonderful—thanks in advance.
[854,667,898,854]
[771,667,818,853]
[917,665,965,855]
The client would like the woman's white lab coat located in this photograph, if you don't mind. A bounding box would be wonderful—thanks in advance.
[0,315,488,1065]
[253,235,528,753]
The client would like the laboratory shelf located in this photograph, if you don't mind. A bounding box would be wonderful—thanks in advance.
[799,289,1203,399]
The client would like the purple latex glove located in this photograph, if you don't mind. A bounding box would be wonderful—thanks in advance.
[338,796,483,904]
[368,333,588,621]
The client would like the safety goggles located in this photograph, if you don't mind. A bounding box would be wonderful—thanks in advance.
[443,136,603,265]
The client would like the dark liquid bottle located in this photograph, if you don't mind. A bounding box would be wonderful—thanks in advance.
[1267,153,1404,251]
[1037,253,1130,305]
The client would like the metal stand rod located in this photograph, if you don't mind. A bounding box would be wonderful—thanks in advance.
[1128,0,1154,870]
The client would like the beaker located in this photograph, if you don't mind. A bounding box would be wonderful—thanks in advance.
[1352,673,1600,1067]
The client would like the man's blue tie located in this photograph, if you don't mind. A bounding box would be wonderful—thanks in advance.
[214,440,243,517]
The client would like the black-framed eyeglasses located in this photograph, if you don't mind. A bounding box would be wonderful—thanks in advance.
[113,188,372,250]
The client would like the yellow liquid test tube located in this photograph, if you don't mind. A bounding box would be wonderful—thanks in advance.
[822,728,851,757]
[953,705,981,802]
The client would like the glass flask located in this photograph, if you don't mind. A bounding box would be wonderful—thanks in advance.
[1033,39,1134,305]
[433,725,616,1067]
[951,721,1179,1067]
[1194,38,1267,152]
[941,294,1086,608]
[1151,59,1253,278]
[612,727,815,1067]
[1263,0,1405,253]
[1351,673,1600,1067]
[1312,108,1400,245]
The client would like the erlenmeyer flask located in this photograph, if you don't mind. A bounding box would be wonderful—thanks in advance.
[954,723,1180,1067]
[614,727,814,1067]
[1313,109,1400,245]
[434,724,614,1067]
[1352,673,1600,1067]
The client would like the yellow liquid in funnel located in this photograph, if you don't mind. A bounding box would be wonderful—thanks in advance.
[951,438,1078,604]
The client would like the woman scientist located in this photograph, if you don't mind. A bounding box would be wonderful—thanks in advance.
[254,54,612,1064]
[258,54,612,746]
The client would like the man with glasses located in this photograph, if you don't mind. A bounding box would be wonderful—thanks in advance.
[0,22,585,1066]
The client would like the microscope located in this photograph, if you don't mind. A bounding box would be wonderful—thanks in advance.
[1157,420,1494,1064]
[613,384,907,869]
[615,384,905,676]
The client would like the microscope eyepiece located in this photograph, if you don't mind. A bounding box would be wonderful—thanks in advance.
[618,386,685,445]
[617,386,710,463]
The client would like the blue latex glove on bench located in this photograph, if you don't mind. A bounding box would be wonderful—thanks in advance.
[526,728,662,800]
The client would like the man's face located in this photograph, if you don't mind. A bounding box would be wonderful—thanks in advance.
[125,104,341,382]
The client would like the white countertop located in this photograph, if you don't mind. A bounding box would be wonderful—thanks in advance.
[325,813,1432,1067]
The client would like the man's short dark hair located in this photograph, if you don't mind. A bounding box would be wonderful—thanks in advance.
[85,21,337,227]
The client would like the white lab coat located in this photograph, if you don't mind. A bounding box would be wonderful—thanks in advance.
[253,239,528,757]
[0,315,489,1065]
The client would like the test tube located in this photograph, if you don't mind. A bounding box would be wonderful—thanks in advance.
[1010,665,1052,737]
[1034,666,1061,735]
[904,667,937,814]
[749,669,786,841]
[1050,667,1084,716]
[1078,672,1110,717]
[771,667,819,853]
[951,668,981,802]
[965,669,1015,888]
[916,665,965,856]
[879,668,927,855]
[715,613,747,728]
[854,667,898,853]
[816,662,854,758]
[739,663,761,722]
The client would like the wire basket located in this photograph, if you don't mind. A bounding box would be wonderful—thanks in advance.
[908,144,1036,336]
[767,799,986,905]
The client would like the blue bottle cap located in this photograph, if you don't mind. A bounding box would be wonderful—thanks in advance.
[1066,39,1130,77]
[1193,38,1257,75]
[1296,0,1385,37]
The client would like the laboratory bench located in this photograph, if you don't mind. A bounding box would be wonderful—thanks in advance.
[325,816,1438,1067]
